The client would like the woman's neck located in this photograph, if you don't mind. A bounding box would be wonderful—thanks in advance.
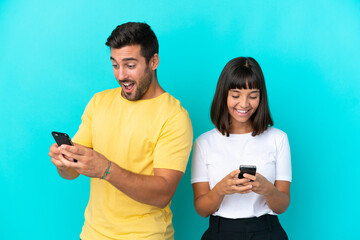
[230,121,253,134]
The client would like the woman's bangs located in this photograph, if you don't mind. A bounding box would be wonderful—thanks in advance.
[228,66,259,90]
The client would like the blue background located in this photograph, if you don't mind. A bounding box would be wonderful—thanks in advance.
[1,0,359,239]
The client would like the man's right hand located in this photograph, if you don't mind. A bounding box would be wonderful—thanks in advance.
[49,143,80,180]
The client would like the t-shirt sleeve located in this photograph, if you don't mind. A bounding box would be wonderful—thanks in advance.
[275,133,292,182]
[191,139,209,184]
[72,96,95,148]
[153,110,193,172]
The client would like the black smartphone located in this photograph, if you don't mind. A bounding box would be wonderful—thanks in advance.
[238,165,256,181]
[51,131,77,162]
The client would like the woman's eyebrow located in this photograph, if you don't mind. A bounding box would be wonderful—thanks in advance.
[250,90,260,93]
[230,89,260,93]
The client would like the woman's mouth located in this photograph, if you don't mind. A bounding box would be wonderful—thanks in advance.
[235,109,250,116]
[236,109,249,113]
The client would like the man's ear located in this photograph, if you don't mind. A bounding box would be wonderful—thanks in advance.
[150,53,159,71]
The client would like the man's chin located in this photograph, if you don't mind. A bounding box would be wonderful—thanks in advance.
[122,91,140,101]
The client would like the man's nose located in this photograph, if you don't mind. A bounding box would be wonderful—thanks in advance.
[117,68,127,80]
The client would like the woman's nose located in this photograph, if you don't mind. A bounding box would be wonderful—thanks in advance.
[238,96,249,108]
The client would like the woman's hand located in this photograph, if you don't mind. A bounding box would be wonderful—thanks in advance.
[244,173,291,213]
[243,172,274,196]
[213,169,253,196]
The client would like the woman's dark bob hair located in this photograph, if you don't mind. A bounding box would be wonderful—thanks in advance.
[210,57,273,137]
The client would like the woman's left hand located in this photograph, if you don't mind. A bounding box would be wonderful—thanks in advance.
[243,173,274,196]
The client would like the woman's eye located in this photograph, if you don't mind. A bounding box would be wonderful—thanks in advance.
[249,95,259,99]
[232,95,240,99]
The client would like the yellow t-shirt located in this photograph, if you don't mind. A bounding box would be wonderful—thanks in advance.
[72,88,193,240]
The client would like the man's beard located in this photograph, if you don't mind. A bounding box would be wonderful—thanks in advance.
[123,67,153,101]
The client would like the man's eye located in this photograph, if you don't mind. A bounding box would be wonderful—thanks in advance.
[112,64,119,69]
[127,65,135,69]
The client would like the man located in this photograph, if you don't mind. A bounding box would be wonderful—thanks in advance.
[49,22,193,240]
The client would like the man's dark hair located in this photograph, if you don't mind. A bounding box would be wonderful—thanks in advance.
[105,22,159,63]
[210,57,273,137]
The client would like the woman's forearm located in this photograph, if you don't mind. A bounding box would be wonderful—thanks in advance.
[194,185,225,218]
[264,181,290,214]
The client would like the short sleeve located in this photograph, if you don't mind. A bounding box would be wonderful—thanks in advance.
[191,139,209,184]
[275,133,292,182]
[153,110,193,172]
[72,96,95,148]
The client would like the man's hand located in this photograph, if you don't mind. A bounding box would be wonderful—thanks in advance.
[49,143,70,169]
[58,144,109,178]
[49,143,79,180]
[49,143,78,169]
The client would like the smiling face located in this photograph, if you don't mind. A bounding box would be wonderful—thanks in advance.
[227,88,260,134]
[110,45,159,101]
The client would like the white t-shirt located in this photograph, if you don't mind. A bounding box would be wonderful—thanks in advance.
[191,127,292,219]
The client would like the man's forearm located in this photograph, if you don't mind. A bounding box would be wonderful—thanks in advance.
[104,162,182,208]
[57,167,80,180]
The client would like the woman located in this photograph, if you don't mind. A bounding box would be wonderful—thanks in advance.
[191,57,291,239]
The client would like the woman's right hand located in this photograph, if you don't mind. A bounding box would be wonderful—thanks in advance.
[213,169,253,196]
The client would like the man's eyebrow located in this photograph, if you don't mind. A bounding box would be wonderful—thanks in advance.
[110,57,138,62]
[121,57,138,62]
[110,57,138,61]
